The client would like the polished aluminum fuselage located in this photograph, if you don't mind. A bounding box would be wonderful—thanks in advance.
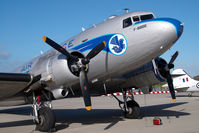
[0,11,183,106]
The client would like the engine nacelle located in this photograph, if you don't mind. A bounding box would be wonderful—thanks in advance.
[50,54,79,86]
[51,88,69,99]
[35,54,80,90]
[120,57,168,89]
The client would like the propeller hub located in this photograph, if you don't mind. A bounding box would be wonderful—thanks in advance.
[81,58,90,65]
[168,64,174,69]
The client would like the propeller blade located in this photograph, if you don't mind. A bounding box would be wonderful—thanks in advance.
[86,41,106,60]
[169,51,179,65]
[166,72,176,102]
[79,41,106,109]
[79,68,92,111]
[42,36,78,61]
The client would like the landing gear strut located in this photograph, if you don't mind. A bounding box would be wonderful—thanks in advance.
[32,91,56,132]
[112,89,141,119]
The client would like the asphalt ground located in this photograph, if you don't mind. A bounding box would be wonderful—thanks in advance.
[0,92,199,133]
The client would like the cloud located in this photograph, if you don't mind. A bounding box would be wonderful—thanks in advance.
[0,51,10,60]
[0,45,11,60]
[0,60,24,72]
[0,46,23,72]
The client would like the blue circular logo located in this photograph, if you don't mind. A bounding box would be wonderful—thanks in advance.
[196,83,199,89]
[108,34,128,56]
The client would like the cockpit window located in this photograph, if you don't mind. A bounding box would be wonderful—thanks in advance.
[140,14,154,21]
[123,17,132,28]
[132,16,140,22]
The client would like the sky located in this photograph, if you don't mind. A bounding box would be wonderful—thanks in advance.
[0,0,198,76]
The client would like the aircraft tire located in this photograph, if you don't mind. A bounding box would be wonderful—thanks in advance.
[36,107,56,132]
[124,100,140,119]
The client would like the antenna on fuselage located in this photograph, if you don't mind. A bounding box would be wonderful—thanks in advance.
[124,8,129,13]
[81,27,86,32]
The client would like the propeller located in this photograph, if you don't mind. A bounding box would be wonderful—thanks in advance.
[81,41,106,65]
[42,36,78,62]
[79,68,91,110]
[164,51,179,102]
[43,36,106,110]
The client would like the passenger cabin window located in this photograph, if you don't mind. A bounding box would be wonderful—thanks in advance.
[123,17,132,28]
[132,16,140,22]
[140,14,154,21]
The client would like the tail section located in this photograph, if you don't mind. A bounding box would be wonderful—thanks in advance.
[163,69,199,92]
[172,69,199,92]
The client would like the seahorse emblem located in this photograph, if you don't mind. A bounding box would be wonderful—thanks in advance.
[110,36,125,53]
[109,34,127,56]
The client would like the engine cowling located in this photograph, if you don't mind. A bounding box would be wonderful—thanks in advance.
[120,57,168,89]
[39,54,80,90]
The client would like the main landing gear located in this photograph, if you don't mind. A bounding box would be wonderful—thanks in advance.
[31,91,56,132]
[112,89,141,119]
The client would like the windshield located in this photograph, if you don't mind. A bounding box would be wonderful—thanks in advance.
[140,14,154,21]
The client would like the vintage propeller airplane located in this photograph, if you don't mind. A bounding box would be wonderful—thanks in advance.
[0,11,183,131]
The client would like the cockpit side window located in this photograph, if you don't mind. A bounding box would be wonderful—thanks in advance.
[132,16,140,22]
[123,17,132,28]
[140,14,154,21]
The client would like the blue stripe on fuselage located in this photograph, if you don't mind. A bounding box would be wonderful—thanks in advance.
[70,34,116,53]
[134,18,183,38]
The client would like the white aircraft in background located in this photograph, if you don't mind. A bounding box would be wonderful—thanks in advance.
[163,69,199,96]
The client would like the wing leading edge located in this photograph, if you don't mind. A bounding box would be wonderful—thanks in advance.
[0,73,38,100]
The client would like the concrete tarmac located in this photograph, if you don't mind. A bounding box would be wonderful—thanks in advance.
[0,92,199,133]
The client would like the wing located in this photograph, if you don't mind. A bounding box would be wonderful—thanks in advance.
[0,73,34,99]
[171,74,185,78]
[175,87,189,92]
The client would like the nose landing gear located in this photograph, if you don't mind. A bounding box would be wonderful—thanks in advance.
[112,89,141,119]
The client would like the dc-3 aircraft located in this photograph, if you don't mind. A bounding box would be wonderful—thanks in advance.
[0,11,183,131]
[163,69,199,96]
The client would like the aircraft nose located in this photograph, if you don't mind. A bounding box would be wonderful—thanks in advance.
[164,18,184,38]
